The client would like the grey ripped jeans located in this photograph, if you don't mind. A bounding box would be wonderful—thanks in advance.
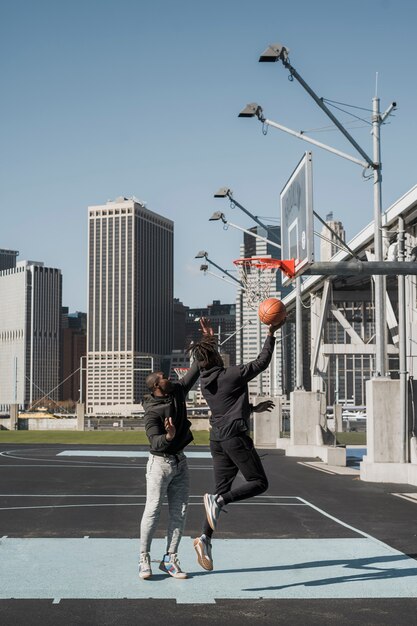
[140,452,189,554]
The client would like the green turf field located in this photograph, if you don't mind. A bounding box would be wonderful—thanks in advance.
[0,430,211,445]
[0,430,365,446]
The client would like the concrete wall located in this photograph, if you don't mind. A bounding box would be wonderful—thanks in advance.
[19,418,77,431]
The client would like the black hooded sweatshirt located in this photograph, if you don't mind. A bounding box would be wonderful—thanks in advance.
[199,334,276,441]
[143,361,199,456]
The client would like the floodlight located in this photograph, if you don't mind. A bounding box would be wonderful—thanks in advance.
[214,187,231,198]
[259,43,289,63]
[195,250,208,259]
[238,103,264,119]
[209,211,226,222]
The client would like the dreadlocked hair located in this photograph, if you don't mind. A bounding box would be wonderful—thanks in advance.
[188,335,223,368]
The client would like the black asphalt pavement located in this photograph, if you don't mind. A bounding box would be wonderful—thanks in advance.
[1,443,417,625]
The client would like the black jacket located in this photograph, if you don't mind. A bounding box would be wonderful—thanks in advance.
[143,361,199,456]
[199,334,276,441]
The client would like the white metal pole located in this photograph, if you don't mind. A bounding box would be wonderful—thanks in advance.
[398,216,408,462]
[296,277,303,389]
[372,96,386,377]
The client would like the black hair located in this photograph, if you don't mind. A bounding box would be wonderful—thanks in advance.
[188,336,223,369]
[145,371,161,391]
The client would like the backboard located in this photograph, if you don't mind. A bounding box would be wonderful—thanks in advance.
[280,151,314,285]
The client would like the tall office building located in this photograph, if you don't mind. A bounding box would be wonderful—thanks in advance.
[61,308,87,403]
[0,261,62,410]
[235,226,288,397]
[320,212,346,261]
[185,300,237,366]
[0,249,18,271]
[87,197,173,414]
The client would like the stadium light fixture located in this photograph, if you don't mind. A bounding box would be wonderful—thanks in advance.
[209,212,281,251]
[194,249,241,285]
[213,185,276,239]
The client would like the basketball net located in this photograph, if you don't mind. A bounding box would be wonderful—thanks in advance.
[233,257,296,310]
[174,367,189,380]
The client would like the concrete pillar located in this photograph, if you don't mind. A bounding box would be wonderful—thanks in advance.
[253,396,281,448]
[9,404,18,430]
[76,403,85,431]
[290,390,324,446]
[360,379,417,484]
[333,404,343,433]
[365,378,401,463]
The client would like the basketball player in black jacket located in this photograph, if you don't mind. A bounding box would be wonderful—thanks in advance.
[189,316,286,571]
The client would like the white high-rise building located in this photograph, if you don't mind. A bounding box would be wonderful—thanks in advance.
[87,197,173,414]
[235,226,287,398]
[0,261,62,410]
[320,212,346,261]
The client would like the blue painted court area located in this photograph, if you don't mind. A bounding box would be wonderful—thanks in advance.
[57,450,212,458]
[346,447,367,469]
[1,536,417,604]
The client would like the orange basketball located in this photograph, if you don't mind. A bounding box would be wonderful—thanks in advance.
[258,298,287,326]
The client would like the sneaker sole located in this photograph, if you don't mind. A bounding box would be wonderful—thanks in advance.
[193,538,213,571]
[203,493,217,530]
[139,572,152,580]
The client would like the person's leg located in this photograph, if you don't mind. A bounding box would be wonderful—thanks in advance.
[159,456,189,579]
[195,440,239,571]
[166,456,190,553]
[140,455,170,554]
[219,434,268,504]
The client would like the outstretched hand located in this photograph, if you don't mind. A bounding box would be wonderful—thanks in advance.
[268,314,287,335]
[164,417,176,441]
[252,400,275,413]
[199,317,214,337]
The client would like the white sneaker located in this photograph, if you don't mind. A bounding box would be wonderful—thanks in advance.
[193,536,213,571]
[139,552,152,579]
[159,553,188,579]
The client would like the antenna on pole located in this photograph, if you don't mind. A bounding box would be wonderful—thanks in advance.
[375,71,379,98]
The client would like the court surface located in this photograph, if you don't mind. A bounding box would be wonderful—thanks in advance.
[1,443,417,625]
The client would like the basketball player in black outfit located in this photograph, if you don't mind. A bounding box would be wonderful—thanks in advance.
[189,316,286,571]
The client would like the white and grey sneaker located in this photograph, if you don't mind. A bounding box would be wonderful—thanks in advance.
[204,493,222,530]
[159,553,188,579]
[139,552,152,580]
[193,536,213,571]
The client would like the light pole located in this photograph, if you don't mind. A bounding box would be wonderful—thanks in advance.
[214,187,279,244]
[79,355,87,404]
[195,250,242,285]
[240,42,396,377]
[199,262,243,288]
[209,211,282,252]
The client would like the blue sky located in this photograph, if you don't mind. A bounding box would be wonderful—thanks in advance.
[1,0,416,311]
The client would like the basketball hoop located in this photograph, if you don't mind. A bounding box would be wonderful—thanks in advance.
[174,367,189,380]
[233,257,296,309]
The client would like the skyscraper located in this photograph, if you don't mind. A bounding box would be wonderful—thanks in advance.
[320,212,346,261]
[235,225,288,397]
[0,249,18,272]
[0,261,62,410]
[87,197,173,414]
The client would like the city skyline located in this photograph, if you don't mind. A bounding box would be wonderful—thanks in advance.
[1,1,417,311]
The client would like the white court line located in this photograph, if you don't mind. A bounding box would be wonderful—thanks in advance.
[296,496,401,551]
[0,502,307,512]
[392,493,417,505]
[0,494,302,499]
[298,462,336,475]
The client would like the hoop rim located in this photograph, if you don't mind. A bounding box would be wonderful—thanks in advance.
[233,256,296,278]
